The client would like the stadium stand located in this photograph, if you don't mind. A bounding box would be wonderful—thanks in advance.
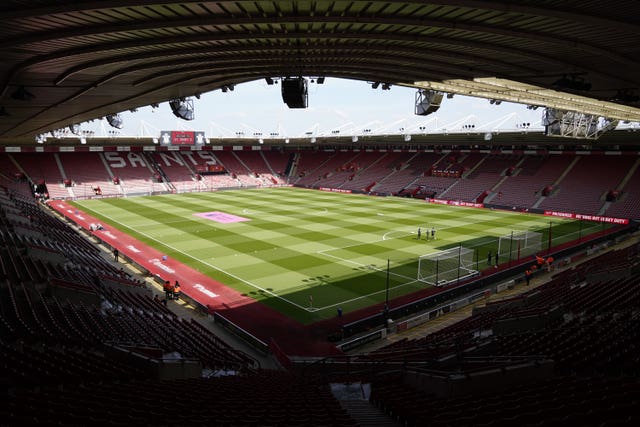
[4,149,640,221]
[441,154,520,202]
[317,151,383,189]
[0,182,259,400]
[95,152,165,196]
[296,150,362,188]
[538,155,637,215]
[327,240,640,427]
[262,150,294,183]
[212,150,264,187]
[11,153,70,200]
[491,154,574,209]
[239,150,288,185]
[376,151,443,195]
[344,151,406,192]
[58,152,122,198]
[604,158,640,219]
[149,151,201,193]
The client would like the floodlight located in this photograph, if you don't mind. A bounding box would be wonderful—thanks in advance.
[106,114,124,129]
[68,123,80,135]
[169,98,195,121]
[415,89,444,116]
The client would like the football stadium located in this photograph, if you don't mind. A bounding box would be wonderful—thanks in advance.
[1,2,640,426]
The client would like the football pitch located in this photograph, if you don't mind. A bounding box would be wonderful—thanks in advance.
[70,187,605,323]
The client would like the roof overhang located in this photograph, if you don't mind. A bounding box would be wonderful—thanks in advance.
[412,78,640,123]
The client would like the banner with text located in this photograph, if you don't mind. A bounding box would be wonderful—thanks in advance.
[319,187,352,193]
[544,210,629,224]
[427,198,484,208]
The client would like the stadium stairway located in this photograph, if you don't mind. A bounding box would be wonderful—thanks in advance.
[331,382,403,427]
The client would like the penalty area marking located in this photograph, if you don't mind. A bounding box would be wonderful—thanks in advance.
[312,250,426,311]
[318,250,416,283]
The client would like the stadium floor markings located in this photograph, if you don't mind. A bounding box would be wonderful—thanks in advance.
[310,276,425,312]
[382,229,413,241]
[318,250,417,282]
[77,207,312,312]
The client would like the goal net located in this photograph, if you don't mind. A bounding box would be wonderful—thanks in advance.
[497,231,542,262]
[417,246,477,286]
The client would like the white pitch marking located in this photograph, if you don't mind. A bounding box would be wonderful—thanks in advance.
[75,209,309,311]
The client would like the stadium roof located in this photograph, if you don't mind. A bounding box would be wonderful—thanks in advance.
[1,1,639,144]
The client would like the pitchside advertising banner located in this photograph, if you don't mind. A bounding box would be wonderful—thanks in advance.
[160,131,206,145]
[427,198,484,208]
[544,211,629,224]
[319,187,352,193]
[427,199,630,224]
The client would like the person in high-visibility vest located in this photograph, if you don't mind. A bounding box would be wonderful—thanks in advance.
[173,281,181,301]
[525,269,532,286]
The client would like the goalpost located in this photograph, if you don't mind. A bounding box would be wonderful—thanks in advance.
[417,246,478,286]
[497,231,542,262]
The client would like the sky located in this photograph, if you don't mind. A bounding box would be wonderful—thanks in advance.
[84,77,547,139]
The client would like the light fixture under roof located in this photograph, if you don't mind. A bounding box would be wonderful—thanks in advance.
[106,113,124,129]
[169,98,195,121]
[68,123,80,135]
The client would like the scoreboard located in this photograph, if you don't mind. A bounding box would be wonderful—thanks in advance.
[159,130,205,145]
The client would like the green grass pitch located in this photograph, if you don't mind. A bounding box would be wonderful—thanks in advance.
[70,187,605,324]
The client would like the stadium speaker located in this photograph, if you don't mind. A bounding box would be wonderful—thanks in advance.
[415,90,444,116]
[281,77,308,108]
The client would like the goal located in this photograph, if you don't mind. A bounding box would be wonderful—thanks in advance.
[497,231,542,262]
[417,246,477,286]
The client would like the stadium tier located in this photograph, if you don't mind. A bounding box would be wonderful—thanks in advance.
[7,149,633,218]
